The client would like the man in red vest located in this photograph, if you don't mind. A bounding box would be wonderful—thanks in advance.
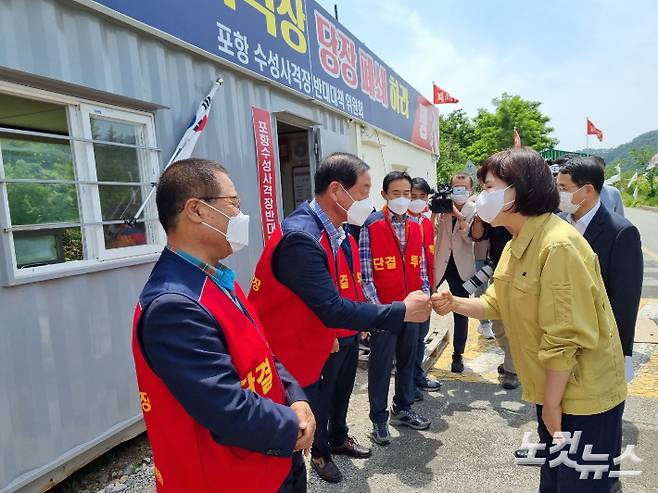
[360,171,432,445]
[132,159,314,493]
[249,153,431,483]
[408,177,442,401]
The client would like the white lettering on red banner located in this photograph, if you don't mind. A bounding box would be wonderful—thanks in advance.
[252,106,280,243]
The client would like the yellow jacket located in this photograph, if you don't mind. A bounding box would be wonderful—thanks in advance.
[481,213,626,415]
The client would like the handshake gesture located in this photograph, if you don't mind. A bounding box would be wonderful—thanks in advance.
[291,401,316,455]
[430,291,455,315]
[402,290,432,322]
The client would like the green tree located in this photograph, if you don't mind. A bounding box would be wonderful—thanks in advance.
[467,93,558,163]
[436,109,475,184]
[629,148,657,198]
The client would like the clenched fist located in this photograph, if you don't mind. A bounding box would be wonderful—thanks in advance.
[431,291,455,316]
[402,290,432,322]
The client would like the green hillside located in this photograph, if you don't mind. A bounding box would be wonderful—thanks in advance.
[579,129,658,171]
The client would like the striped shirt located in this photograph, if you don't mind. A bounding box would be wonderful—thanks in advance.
[309,199,346,255]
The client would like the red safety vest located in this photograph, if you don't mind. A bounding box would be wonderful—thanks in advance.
[132,281,291,493]
[335,235,364,339]
[249,226,362,387]
[366,208,424,304]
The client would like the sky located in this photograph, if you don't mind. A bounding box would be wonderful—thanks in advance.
[317,0,658,150]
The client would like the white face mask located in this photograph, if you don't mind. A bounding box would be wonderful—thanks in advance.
[559,186,585,214]
[408,198,428,214]
[337,185,373,226]
[475,185,514,224]
[387,197,411,216]
[451,193,469,205]
[199,200,250,253]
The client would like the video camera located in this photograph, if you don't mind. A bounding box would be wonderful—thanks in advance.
[428,184,454,214]
[462,258,495,295]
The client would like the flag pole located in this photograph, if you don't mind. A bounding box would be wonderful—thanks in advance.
[127,77,224,226]
[585,117,589,151]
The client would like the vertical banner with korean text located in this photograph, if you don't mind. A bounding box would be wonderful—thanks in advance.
[251,106,279,243]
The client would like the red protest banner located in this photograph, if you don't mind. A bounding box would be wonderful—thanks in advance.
[586,118,604,142]
[433,84,459,104]
[513,127,521,148]
[251,107,279,243]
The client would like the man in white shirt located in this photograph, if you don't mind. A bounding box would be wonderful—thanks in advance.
[565,198,600,235]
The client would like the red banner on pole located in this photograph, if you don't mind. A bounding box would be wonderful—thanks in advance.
[586,118,604,142]
[513,127,521,148]
[252,106,279,243]
[433,84,459,104]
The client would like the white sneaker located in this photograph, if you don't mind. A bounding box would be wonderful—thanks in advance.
[477,321,495,339]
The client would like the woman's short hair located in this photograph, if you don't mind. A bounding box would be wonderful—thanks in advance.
[478,147,559,216]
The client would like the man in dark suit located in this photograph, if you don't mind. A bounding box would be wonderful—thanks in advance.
[556,156,643,381]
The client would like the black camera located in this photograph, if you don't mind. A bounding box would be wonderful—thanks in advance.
[462,258,495,295]
[428,184,454,214]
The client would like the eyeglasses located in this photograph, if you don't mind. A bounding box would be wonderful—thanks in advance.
[178,195,241,213]
[200,195,241,209]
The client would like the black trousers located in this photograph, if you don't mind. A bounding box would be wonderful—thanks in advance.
[536,401,624,493]
[278,451,306,493]
[414,318,431,386]
[311,335,359,459]
[368,322,420,424]
[439,255,469,356]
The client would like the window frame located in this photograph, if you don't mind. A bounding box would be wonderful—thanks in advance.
[0,81,165,286]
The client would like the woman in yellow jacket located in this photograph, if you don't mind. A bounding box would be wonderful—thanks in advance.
[432,147,626,492]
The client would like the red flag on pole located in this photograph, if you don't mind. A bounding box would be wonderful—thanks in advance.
[586,118,604,142]
[433,83,459,104]
[513,127,521,148]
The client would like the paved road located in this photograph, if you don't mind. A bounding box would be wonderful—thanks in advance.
[306,327,657,492]
[626,208,658,298]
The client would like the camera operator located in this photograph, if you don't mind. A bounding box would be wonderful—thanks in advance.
[433,173,476,373]
[470,215,519,389]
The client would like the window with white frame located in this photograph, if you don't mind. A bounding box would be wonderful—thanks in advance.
[0,85,163,281]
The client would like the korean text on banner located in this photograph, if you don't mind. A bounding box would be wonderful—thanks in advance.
[251,107,279,243]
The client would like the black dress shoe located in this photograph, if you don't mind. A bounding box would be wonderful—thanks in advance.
[311,456,343,483]
[514,448,530,459]
[513,448,542,467]
[417,377,442,391]
[331,436,372,459]
[501,371,519,389]
[451,354,464,373]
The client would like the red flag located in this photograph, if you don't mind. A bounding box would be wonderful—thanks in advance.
[433,83,459,104]
[586,118,604,142]
[513,127,521,148]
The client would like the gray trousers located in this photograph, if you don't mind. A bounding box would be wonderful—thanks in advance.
[491,319,515,374]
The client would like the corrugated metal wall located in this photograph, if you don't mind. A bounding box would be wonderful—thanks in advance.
[0,0,350,490]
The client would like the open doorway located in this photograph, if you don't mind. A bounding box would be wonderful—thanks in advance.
[276,121,313,217]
